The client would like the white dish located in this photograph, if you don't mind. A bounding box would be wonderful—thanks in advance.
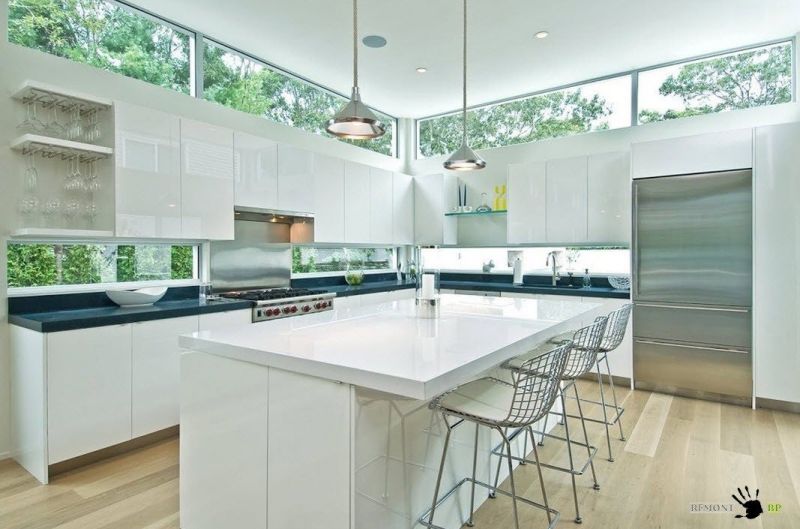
[607,275,631,290]
[106,286,168,307]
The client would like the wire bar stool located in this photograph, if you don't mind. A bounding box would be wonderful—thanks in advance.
[564,304,632,462]
[494,317,608,524]
[419,342,571,529]
[549,304,633,462]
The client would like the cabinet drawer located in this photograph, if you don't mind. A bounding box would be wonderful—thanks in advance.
[633,303,751,349]
[634,339,751,398]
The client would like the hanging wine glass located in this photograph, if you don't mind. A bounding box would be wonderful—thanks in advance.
[24,152,38,192]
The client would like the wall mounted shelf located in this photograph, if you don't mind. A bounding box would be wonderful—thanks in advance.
[10,134,113,162]
[12,80,113,113]
[11,228,114,239]
[444,210,508,217]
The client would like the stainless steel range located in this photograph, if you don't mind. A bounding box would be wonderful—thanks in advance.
[221,288,337,322]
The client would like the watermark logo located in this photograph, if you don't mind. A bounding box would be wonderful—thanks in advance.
[732,486,762,519]
[688,485,782,519]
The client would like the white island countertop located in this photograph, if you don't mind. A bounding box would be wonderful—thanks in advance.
[179,294,611,400]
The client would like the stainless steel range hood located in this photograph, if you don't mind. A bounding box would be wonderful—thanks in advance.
[210,208,314,292]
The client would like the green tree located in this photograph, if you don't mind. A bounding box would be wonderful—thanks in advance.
[419,89,611,157]
[639,44,792,123]
[9,0,190,93]
[7,244,58,287]
[171,246,194,280]
[60,245,101,285]
[203,42,393,156]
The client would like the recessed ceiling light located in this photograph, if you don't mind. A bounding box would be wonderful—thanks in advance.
[416,67,428,73]
[535,31,549,39]
[362,35,387,48]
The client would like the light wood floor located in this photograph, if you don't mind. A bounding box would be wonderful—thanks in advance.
[1,381,799,529]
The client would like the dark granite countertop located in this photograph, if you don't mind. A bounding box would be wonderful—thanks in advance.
[321,280,416,297]
[308,278,627,300]
[9,297,254,333]
[439,281,630,299]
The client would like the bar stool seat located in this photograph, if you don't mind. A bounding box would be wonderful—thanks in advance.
[436,377,518,424]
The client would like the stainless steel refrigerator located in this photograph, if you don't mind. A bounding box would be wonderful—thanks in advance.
[632,169,752,404]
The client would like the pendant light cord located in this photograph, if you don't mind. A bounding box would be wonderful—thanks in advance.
[462,0,467,144]
[353,0,359,89]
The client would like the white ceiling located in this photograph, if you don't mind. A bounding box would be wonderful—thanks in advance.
[131,0,800,118]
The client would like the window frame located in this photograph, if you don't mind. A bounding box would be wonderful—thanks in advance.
[200,37,397,157]
[8,0,399,157]
[415,37,796,159]
[6,239,203,297]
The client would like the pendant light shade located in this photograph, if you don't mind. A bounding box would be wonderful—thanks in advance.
[444,0,485,171]
[326,0,386,140]
[443,142,486,171]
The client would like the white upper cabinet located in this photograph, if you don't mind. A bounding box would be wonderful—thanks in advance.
[754,123,800,404]
[180,119,235,240]
[507,161,546,244]
[277,145,314,213]
[587,151,631,244]
[344,162,371,244]
[47,325,133,464]
[132,316,198,438]
[369,168,394,244]
[545,156,588,243]
[114,102,182,238]
[414,173,457,246]
[392,173,414,245]
[312,154,345,243]
[631,128,753,179]
[233,132,278,210]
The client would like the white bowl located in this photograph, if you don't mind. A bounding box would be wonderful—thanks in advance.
[106,287,168,307]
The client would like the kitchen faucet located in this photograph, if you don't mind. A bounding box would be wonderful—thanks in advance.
[546,251,561,286]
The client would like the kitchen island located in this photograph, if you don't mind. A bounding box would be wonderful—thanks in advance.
[178,294,611,529]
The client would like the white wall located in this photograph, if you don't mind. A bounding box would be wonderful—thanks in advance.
[0,2,407,458]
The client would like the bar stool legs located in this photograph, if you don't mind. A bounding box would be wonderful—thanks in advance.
[559,386,583,523]
[467,422,479,527]
[604,354,626,441]
[572,382,600,492]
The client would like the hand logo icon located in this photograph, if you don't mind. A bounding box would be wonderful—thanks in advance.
[732,486,763,519]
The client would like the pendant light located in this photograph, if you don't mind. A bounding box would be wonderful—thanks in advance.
[326,0,386,140]
[444,0,486,171]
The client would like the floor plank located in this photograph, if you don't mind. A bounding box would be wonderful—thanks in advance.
[0,382,799,529]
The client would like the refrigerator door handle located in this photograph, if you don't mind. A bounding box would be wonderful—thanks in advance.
[634,303,750,313]
[634,339,750,354]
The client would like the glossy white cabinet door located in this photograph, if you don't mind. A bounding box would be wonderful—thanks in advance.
[587,151,631,244]
[631,128,753,179]
[312,154,345,243]
[267,369,350,529]
[546,156,588,243]
[344,161,371,243]
[370,168,394,244]
[181,352,269,529]
[115,102,182,238]
[507,161,546,244]
[180,119,235,240]
[754,123,800,403]
[234,132,278,210]
[277,145,314,213]
[414,174,458,245]
[392,172,414,245]
[198,309,252,331]
[47,325,132,463]
[132,316,198,438]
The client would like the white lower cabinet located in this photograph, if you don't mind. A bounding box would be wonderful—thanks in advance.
[47,325,133,464]
[199,309,252,330]
[132,316,198,438]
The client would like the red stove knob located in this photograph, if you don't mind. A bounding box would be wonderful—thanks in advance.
[282,307,292,314]
[290,306,298,313]
[266,309,276,316]
[302,305,311,312]
[314,303,322,309]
